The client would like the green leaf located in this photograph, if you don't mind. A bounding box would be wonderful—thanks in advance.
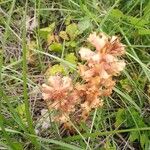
[65,16,72,25]
[65,53,77,73]
[126,16,148,27]
[78,18,91,33]
[59,31,69,40]
[70,41,77,47]
[16,103,25,116]
[12,141,23,150]
[65,41,77,48]
[115,108,126,127]
[26,41,37,64]
[15,103,27,123]
[39,22,55,39]
[140,134,148,149]
[129,131,139,142]
[104,139,116,150]
[138,29,150,35]
[143,1,150,21]
[110,9,124,19]
[66,23,79,40]
[45,64,66,76]
[126,108,146,127]
[65,53,77,65]
[49,42,63,52]
[120,79,132,92]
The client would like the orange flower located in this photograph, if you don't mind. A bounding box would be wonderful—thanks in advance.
[87,32,108,51]
[42,75,80,123]
[79,47,97,61]
[106,60,126,75]
[87,32,125,56]
[79,33,126,81]
[41,32,126,125]
[42,75,73,101]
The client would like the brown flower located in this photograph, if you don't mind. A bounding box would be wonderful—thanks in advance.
[107,36,125,56]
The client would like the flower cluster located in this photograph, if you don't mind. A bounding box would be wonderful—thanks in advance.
[41,32,126,125]
[42,76,79,123]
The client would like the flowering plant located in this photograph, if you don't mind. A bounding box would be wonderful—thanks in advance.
[41,32,126,126]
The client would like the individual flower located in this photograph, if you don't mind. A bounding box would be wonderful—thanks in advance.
[75,77,103,120]
[42,75,73,101]
[87,32,125,56]
[87,32,108,51]
[79,47,97,61]
[107,36,125,56]
[106,60,126,75]
[100,77,116,96]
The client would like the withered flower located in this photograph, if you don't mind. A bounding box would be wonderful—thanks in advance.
[107,36,125,56]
